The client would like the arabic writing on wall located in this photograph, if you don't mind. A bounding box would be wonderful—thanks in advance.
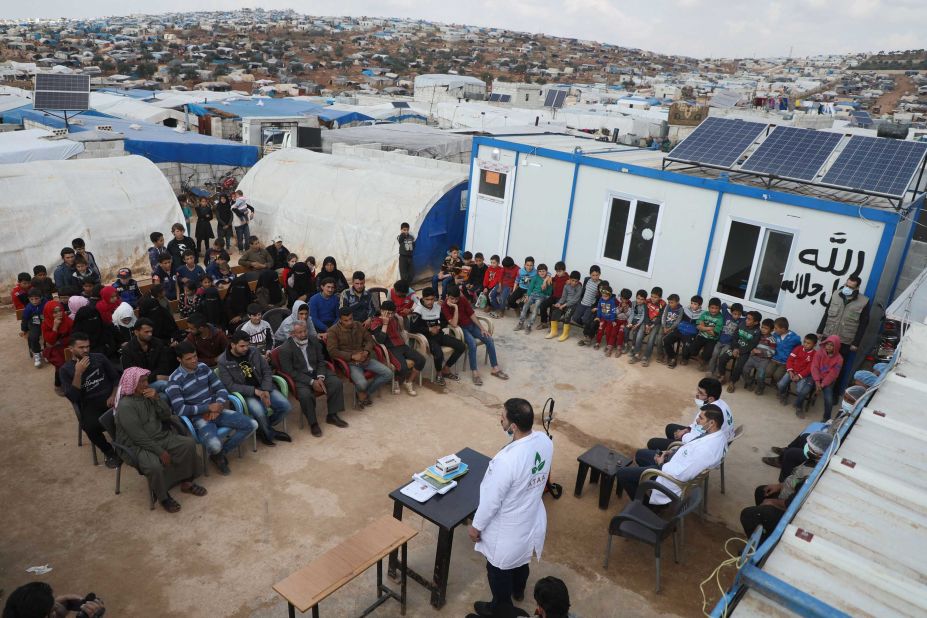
[780,232,865,306]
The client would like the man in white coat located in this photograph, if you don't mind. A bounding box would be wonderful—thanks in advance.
[468,398,554,617]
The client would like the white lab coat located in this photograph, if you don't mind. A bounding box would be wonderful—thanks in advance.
[472,431,554,570]
[681,398,735,444]
[651,429,728,505]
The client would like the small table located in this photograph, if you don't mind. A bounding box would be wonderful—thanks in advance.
[387,447,491,609]
[574,444,632,509]
[273,515,418,617]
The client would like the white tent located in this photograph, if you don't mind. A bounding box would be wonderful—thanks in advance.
[89,92,186,126]
[238,148,468,285]
[0,129,84,164]
[0,155,181,290]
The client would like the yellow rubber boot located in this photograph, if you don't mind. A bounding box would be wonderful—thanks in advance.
[558,324,572,342]
[545,321,560,339]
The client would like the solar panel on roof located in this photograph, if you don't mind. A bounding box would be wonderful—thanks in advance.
[740,127,843,181]
[552,90,567,108]
[543,90,557,107]
[33,73,90,111]
[499,94,511,103]
[821,135,927,197]
[667,117,768,168]
[487,93,500,102]
[391,101,410,108]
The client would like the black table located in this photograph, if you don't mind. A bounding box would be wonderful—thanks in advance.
[574,444,632,509]
[387,447,491,609]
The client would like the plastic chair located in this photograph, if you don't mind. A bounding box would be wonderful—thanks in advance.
[262,307,290,333]
[176,396,248,477]
[640,468,709,523]
[603,481,703,592]
[99,408,156,510]
[368,287,388,313]
[214,368,258,453]
[70,401,99,466]
[406,330,462,383]
[448,315,494,370]
[718,425,745,495]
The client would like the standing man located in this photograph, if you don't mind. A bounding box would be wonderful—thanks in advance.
[53,247,77,291]
[468,398,554,617]
[817,274,869,390]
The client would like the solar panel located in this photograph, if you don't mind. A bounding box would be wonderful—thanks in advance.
[543,90,557,107]
[851,110,873,127]
[487,93,500,102]
[820,136,927,197]
[391,101,410,108]
[552,90,567,109]
[667,117,768,167]
[499,94,511,103]
[33,73,90,111]
[740,127,843,181]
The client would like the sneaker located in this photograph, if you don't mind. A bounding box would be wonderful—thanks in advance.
[524,325,532,335]
[514,322,524,331]
[578,338,591,347]
[668,358,677,369]
[104,454,120,469]
[604,345,612,357]
[628,355,639,364]
[210,453,231,476]
[404,381,417,396]
[489,312,501,319]
[641,359,650,367]
[391,383,400,395]
[33,353,42,368]
[443,371,459,381]
[727,383,736,393]
[593,342,601,350]
[761,456,781,469]
[435,374,446,386]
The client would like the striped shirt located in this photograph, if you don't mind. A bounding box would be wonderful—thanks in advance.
[166,362,228,417]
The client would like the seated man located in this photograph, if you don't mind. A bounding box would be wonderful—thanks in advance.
[442,284,509,386]
[237,235,273,277]
[369,300,425,396]
[308,278,340,336]
[645,377,734,451]
[741,432,833,542]
[166,342,257,475]
[616,405,728,504]
[217,332,292,447]
[339,270,375,326]
[410,286,466,385]
[762,385,865,481]
[115,367,206,513]
[59,332,120,468]
[327,306,393,407]
[120,318,178,392]
[278,320,347,436]
[853,357,893,388]
[185,312,228,367]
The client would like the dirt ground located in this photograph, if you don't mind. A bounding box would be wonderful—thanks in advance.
[875,75,915,114]
[0,309,815,617]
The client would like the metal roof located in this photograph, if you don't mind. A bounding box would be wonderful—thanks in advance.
[729,321,927,618]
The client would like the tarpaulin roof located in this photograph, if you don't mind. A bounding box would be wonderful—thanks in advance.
[0,128,84,164]
[185,97,375,125]
[18,110,257,166]
[2,105,111,125]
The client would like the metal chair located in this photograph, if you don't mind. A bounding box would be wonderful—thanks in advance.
[603,481,703,592]
[176,396,249,477]
[70,401,99,466]
[99,408,156,510]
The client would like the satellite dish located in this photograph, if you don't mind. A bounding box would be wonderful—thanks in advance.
[641,228,654,241]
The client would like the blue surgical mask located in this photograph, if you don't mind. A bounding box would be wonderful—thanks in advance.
[803,443,811,458]
[841,286,853,297]
[841,400,853,414]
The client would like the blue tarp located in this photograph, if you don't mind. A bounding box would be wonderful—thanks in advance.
[18,109,258,167]
[185,98,374,126]
[2,105,112,125]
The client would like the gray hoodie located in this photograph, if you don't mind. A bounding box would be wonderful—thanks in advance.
[558,282,583,308]
[274,299,317,345]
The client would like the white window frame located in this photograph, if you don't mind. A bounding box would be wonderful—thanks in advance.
[476,165,509,202]
[711,217,799,312]
[596,191,664,278]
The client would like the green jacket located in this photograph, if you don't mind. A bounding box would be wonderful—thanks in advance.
[526,274,553,298]
[696,311,724,340]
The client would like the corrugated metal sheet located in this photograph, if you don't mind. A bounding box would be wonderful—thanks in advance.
[735,321,927,617]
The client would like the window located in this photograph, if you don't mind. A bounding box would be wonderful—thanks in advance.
[717,220,794,307]
[599,195,662,275]
[478,168,506,200]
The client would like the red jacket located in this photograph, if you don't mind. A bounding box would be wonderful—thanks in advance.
[501,265,520,290]
[11,284,30,310]
[811,334,844,387]
[390,288,415,316]
[551,273,569,298]
[786,345,815,379]
[483,265,503,289]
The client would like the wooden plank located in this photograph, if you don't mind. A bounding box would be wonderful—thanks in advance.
[15,308,24,321]
[247,280,257,292]
[273,515,417,612]
[232,265,247,275]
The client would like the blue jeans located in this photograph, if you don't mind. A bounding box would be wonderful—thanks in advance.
[194,409,258,455]
[219,224,233,250]
[244,389,292,436]
[234,224,250,251]
[784,375,815,410]
[518,295,544,326]
[431,274,453,298]
[461,322,498,370]
[348,358,393,396]
[489,284,510,311]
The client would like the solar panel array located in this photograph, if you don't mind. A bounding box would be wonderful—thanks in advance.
[667,117,768,167]
[820,136,927,197]
[391,101,410,109]
[33,73,90,111]
[543,90,567,108]
[851,110,873,127]
[487,93,512,102]
[740,127,843,181]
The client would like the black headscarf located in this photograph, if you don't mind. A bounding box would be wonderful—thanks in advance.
[225,277,255,319]
[200,286,228,330]
[139,294,179,342]
[288,262,314,304]
[320,256,348,293]
[257,269,284,305]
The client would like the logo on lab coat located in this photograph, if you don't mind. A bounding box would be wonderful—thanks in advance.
[532,452,546,474]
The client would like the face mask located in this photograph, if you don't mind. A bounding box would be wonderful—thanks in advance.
[841,400,854,414]
[841,286,853,297]
[803,444,812,459]
[694,397,705,408]
[503,422,514,437]
[294,337,308,346]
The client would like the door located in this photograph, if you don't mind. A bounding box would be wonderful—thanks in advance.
[466,163,514,257]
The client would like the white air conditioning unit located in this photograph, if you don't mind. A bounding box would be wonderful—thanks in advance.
[97,125,113,132]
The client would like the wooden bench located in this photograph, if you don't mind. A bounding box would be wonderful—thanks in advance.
[15,308,24,321]
[273,515,417,617]
[232,265,247,275]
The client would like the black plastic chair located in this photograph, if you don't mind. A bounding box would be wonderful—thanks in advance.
[603,481,703,592]
[261,307,291,334]
[99,408,156,510]
[70,401,99,466]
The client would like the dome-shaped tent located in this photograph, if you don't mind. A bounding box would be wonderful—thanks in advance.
[238,147,469,285]
[0,154,181,291]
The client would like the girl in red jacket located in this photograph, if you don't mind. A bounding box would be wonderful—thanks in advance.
[811,334,844,420]
[41,300,73,384]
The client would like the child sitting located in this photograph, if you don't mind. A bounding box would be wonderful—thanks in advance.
[768,317,802,389]
[622,289,647,358]
[31,265,56,300]
[539,261,569,330]
[432,245,463,299]
[547,270,583,341]
[468,252,488,300]
[810,335,844,420]
[204,238,226,267]
[733,318,777,394]
[707,302,744,378]
[152,254,178,301]
[610,289,632,355]
[685,297,723,368]
[483,254,503,315]
[590,285,619,355]
[176,250,207,288]
[20,288,46,367]
[112,268,141,308]
[508,256,536,309]
[206,251,235,288]
[724,311,761,387]
[390,280,417,317]
[777,333,818,411]
[656,293,684,366]
[148,232,169,276]
[178,279,202,318]
[515,263,552,334]
[70,255,100,289]
[491,256,520,318]
[573,266,605,341]
[630,286,667,365]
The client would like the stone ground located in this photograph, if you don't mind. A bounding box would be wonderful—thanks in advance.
[0,310,815,617]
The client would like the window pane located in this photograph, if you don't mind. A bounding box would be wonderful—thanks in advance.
[626,200,660,272]
[603,198,631,262]
[717,221,760,299]
[751,230,793,304]
[478,169,506,199]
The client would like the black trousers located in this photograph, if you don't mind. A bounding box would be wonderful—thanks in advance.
[662,330,693,359]
[646,423,688,450]
[538,295,560,323]
[398,255,413,284]
[79,397,114,455]
[777,446,808,482]
[740,485,785,541]
[507,287,527,309]
[486,561,529,609]
[426,332,466,372]
[686,336,717,361]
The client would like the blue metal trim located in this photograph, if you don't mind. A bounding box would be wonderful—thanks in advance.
[889,196,924,302]
[739,565,853,618]
[504,151,520,253]
[698,186,726,295]
[865,216,899,300]
[561,161,581,261]
[461,139,480,251]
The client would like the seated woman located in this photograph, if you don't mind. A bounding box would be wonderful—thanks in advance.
[255,269,287,311]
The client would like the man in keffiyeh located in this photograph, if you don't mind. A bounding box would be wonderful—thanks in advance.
[114,366,206,513]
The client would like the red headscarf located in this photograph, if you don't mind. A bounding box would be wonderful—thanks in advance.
[41,301,73,368]
[96,286,121,324]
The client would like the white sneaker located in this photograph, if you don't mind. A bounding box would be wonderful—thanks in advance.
[33,353,42,368]
[404,381,417,396]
